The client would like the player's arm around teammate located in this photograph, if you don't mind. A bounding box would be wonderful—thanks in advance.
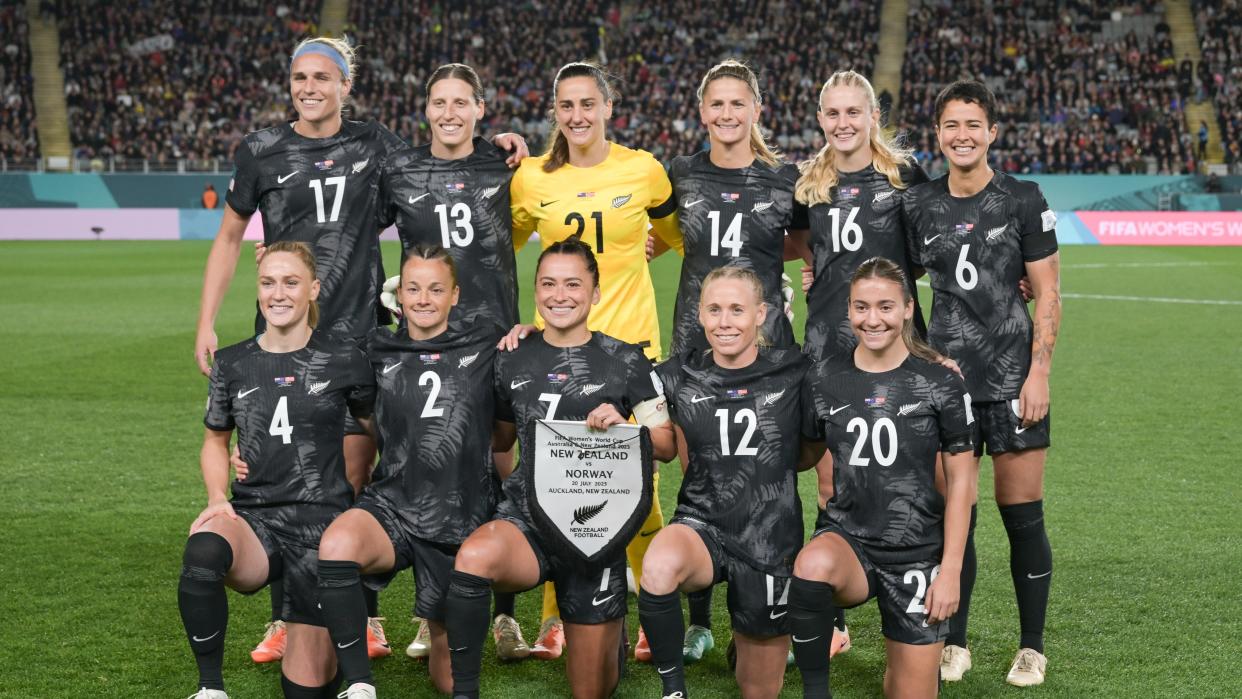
[180,242,376,698]
[790,258,974,699]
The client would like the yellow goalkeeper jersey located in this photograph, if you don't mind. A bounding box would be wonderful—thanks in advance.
[512,142,683,359]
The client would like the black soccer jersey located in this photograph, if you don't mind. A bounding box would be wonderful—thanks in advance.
[364,321,505,546]
[657,348,811,574]
[226,119,408,339]
[494,332,661,518]
[799,162,929,360]
[203,331,375,511]
[803,355,973,560]
[903,171,1058,401]
[667,152,807,355]
[379,138,519,328]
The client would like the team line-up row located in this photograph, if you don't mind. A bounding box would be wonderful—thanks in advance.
[182,37,1063,699]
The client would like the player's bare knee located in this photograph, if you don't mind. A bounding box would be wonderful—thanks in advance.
[454,535,501,578]
[638,550,682,594]
[793,547,838,583]
[317,523,361,562]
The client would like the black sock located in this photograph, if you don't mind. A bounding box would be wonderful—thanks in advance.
[789,576,835,699]
[833,608,847,632]
[317,559,372,686]
[446,571,492,699]
[946,504,978,648]
[268,578,284,622]
[363,585,379,619]
[1000,500,1051,653]
[687,587,712,629]
[280,673,340,699]
[638,589,686,696]
[179,532,233,691]
[493,591,516,619]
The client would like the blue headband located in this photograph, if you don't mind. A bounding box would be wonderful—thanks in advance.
[291,43,350,80]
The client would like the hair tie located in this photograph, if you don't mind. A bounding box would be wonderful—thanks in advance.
[291,43,349,80]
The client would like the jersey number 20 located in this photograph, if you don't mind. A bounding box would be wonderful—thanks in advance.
[845,416,897,466]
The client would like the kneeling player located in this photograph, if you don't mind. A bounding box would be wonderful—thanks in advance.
[639,266,822,699]
[445,238,676,699]
[316,246,506,698]
[180,242,375,698]
[791,257,975,699]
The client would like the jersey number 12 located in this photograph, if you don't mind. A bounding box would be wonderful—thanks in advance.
[716,408,758,456]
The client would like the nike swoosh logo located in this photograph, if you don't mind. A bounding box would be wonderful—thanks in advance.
[511,379,531,389]
[769,610,787,619]
[383,362,402,374]
[1015,425,1028,435]
[924,234,942,245]
[657,666,677,674]
[238,387,259,399]
[691,395,713,404]
[639,528,660,537]
[191,631,220,643]
[452,646,468,652]
[409,192,430,204]
[592,593,616,606]
[277,172,296,183]
[540,200,558,207]
[685,199,704,208]
[337,638,360,649]
[829,404,849,415]
[792,635,820,643]
[1027,570,1051,579]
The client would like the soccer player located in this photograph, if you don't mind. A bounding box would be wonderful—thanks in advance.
[376,62,526,662]
[902,80,1061,687]
[314,245,506,699]
[795,70,928,362]
[445,238,676,699]
[792,257,975,699]
[181,242,375,699]
[507,61,682,661]
[666,60,808,358]
[639,266,822,699]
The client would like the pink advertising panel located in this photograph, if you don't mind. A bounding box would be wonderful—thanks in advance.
[1075,211,1242,246]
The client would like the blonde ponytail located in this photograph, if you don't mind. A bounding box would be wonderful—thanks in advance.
[698,60,781,167]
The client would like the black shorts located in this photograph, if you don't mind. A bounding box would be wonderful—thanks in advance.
[344,412,369,437]
[972,399,1051,456]
[235,505,338,626]
[674,517,790,638]
[355,498,458,622]
[811,524,948,646]
[495,498,627,625]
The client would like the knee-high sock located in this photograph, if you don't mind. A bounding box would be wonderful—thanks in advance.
[687,587,712,630]
[626,473,664,592]
[946,504,978,647]
[363,585,379,619]
[639,589,686,696]
[789,577,835,699]
[446,571,492,699]
[317,560,372,686]
[280,672,342,699]
[493,591,515,619]
[1000,500,1051,653]
[540,581,560,623]
[269,578,284,622]
[179,532,233,691]
[834,608,847,632]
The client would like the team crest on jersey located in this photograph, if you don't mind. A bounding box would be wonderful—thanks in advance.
[720,192,740,203]
[314,159,334,171]
[458,352,480,368]
[419,353,442,364]
[481,184,501,199]
[763,389,785,406]
[351,159,369,173]
[446,182,466,193]
[873,189,895,204]
[752,201,773,213]
[274,376,296,387]
[581,383,605,396]
[612,194,632,208]
[865,395,887,407]
[837,186,861,200]
[986,225,1007,241]
[897,401,921,416]
[577,191,595,198]
[547,372,569,383]
[726,388,749,399]
[307,380,331,395]
[954,222,975,234]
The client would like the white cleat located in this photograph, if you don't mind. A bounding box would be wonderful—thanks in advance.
[187,690,227,699]
[1006,647,1047,687]
[662,694,686,699]
[337,682,377,699]
[405,617,431,658]
[940,644,972,682]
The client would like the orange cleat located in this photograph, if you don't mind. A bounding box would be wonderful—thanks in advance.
[530,617,564,660]
[634,626,652,662]
[830,625,852,657]
[250,620,286,663]
[367,617,392,658]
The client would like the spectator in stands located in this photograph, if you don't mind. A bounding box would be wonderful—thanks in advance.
[201,183,217,209]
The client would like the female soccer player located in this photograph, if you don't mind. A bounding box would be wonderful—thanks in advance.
[314,245,506,699]
[666,60,808,358]
[376,62,527,662]
[181,242,375,699]
[902,80,1061,687]
[791,257,976,699]
[507,60,682,660]
[445,238,676,699]
[639,266,822,699]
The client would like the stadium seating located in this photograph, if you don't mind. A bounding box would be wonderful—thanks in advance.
[0,1,37,164]
[1193,0,1242,172]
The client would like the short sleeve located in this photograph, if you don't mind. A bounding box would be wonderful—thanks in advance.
[790,199,810,230]
[934,373,974,454]
[799,373,825,442]
[345,346,377,420]
[224,141,261,216]
[376,170,398,230]
[623,349,660,412]
[203,360,235,431]
[1018,183,1058,262]
[492,350,515,423]
[654,359,679,423]
[509,164,536,250]
[646,155,677,219]
[900,196,923,268]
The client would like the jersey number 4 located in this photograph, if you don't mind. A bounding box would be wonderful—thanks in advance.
[716,408,758,456]
[308,177,346,224]
[269,396,293,444]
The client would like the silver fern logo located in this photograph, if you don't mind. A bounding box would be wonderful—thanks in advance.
[763,389,786,406]
[351,159,369,173]
[481,184,501,199]
[458,352,480,368]
[581,383,605,396]
[873,189,895,204]
[752,201,773,213]
[572,501,608,525]
[307,380,331,395]
[898,402,922,416]
[612,194,632,208]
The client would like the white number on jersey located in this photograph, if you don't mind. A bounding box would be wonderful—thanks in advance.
[419,371,445,418]
[707,210,743,257]
[845,416,897,466]
[434,202,475,247]
[538,393,562,420]
[904,565,942,615]
[716,407,758,456]
[269,395,293,444]
[955,244,978,290]
[828,207,862,253]
[308,176,346,224]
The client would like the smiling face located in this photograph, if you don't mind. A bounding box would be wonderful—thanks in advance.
[289,52,350,126]
[535,252,599,332]
[700,76,759,150]
[554,76,612,151]
[849,276,912,354]
[818,84,878,161]
[936,99,997,171]
[699,276,766,365]
[257,251,320,331]
[426,77,482,151]
[398,256,458,338]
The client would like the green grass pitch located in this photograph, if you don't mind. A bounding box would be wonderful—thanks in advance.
[0,241,1239,697]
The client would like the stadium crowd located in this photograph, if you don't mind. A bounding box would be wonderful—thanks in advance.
[1194,0,1242,171]
[897,0,1194,176]
[0,0,37,164]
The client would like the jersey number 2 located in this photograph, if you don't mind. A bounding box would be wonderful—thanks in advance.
[419,371,444,418]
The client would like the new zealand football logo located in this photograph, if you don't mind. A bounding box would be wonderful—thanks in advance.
[572,501,608,525]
